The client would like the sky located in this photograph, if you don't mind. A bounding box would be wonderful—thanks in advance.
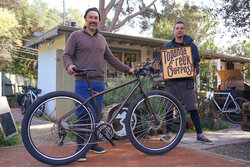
[28,0,248,50]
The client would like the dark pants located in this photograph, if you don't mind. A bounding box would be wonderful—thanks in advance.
[75,80,105,152]
[76,115,90,151]
[165,80,202,135]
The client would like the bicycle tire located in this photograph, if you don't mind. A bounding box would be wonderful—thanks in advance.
[225,97,248,124]
[21,95,30,115]
[17,94,25,106]
[21,91,97,166]
[125,90,185,155]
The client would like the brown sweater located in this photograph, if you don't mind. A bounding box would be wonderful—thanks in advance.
[62,27,130,82]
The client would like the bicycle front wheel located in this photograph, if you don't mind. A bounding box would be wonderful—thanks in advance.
[225,97,248,124]
[21,91,96,166]
[21,95,30,115]
[125,90,185,155]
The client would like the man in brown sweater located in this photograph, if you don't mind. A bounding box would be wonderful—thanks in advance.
[62,7,133,162]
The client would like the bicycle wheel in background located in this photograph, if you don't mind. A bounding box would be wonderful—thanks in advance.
[21,91,96,166]
[17,94,25,106]
[21,95,31,115]
[225,97,248,124]
[125,90,185,155]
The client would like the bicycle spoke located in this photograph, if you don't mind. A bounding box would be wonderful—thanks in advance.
[126,92,185,155]
[23,92,96,163]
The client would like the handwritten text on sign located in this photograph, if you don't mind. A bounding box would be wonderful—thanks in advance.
[161,46,194,79]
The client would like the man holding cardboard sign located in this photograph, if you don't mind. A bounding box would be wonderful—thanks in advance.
[160,21,212,144]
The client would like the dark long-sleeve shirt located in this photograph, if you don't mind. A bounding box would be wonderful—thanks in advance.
[159,35,200,89]
[62,27,130,82]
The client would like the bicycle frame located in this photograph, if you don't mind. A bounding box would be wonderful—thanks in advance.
[58,75,158,133]
[27,90,38,103]
[208,91,240,113]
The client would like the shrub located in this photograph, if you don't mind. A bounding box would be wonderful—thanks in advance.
[103,76,154,107]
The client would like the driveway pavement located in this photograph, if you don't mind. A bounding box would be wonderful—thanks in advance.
[0,139,249,167]
[0,108,249,167]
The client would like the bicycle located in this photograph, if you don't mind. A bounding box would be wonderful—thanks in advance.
[199,87,248,124]
[21,59,186,166]
[19,85,45,116]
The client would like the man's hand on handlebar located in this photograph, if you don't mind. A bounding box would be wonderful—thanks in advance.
[129,68,135,75]
[67,65,76,75]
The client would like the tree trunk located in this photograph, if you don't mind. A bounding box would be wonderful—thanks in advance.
[107,0,125,32]
[99,0,105,31]
[99,0,158,32]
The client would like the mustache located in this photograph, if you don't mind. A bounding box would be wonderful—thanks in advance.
[90,22,97,25]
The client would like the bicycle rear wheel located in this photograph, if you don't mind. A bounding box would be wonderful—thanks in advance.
[21,95,30,115]
[125,90,185,155]
[225,97,248,124]
[21,91,96,166]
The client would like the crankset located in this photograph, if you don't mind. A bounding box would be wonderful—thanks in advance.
[96,123,116,148]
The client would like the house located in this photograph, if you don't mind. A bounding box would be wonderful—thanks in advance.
[26,25,250,95]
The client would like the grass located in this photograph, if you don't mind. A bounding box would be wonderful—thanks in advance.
[186,123,230,132]
[0,124,21,147]
[222,123,230,129]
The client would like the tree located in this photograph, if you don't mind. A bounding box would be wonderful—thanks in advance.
[66,7,85,28]
[153,1,218,48]
[0,0,61,78]
[1,0,62,44]
[98,0,158,32]
[0,7,20,55]
[218,0,249,37]
[225,41,250,58]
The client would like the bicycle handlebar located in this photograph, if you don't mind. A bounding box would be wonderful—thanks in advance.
[72,68,96,73]
[71,59,156,78]
[22,85,42,94]
[135,58,157,77]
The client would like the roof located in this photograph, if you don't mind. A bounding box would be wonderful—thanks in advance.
[27,25,250,63]
[200,51,250,63]
[26,25,168,48]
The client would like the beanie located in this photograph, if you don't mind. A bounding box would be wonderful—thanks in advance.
[84,7,101,21]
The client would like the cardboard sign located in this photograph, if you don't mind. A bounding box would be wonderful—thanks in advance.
[0,96,18,139]
[161,46,194,79]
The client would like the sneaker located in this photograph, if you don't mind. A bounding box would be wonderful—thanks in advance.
[160,135,171,142]
[89,144,106,154]
[197,135,213,144]
[77,155,87,162]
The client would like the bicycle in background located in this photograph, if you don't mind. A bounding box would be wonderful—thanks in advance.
[199,87,248,124]
[18,86,44,116]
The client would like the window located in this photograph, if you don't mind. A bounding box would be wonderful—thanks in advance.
[106,52,139,78]
[227,61,234,69]
[107,52,123,78]
[124,53,137,67]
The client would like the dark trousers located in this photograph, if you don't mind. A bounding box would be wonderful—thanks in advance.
[166,110,202,134]
[165,80,202,135]
[75,80,105,152]
[76,115,90,151]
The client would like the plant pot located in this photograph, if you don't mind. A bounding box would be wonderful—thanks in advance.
[186,121,195,130]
